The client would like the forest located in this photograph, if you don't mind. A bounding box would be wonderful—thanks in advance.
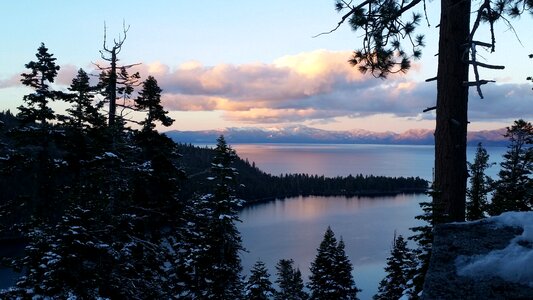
[0,27,531,298]
[0,41,430,299]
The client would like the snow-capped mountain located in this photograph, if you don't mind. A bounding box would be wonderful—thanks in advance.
[165,125,508,145]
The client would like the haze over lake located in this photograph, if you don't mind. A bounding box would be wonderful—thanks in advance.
[233,143,505,299]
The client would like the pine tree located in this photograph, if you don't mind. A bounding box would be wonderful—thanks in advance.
[60,68,108,167]
[275,259,308,300]
[407,188,435,299]
[135,75,174,132]
[334,239,360,298]
[18,43,61,126]
[178,135,244,299]
[245,260,275,300]
[1,39,188,299]
[308,227,359,300]
[374,233,415,300]
[490,119,533,214]
[466,143,494,220]
[64,68,106,132]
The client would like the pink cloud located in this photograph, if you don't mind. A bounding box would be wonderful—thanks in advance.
[2,50,530,126]
[0,74,20,88]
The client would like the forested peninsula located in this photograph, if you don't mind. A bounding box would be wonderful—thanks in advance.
[176,143,428,202]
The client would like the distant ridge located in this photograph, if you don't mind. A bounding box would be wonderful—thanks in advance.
[165,125,507,146]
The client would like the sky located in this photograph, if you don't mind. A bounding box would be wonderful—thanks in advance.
[1,1,532,133]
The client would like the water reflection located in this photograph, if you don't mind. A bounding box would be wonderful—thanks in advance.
[233,143,506,181]
[238,194,427,300]
[234,144,435,180]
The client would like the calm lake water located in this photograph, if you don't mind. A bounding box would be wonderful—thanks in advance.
[234,143,506,300]
[232,143,506,180]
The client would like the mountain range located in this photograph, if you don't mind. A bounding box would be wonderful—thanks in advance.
[165,125,508,146]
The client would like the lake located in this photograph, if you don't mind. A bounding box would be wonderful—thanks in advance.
[232,143,506,180]
[233,143,506,299]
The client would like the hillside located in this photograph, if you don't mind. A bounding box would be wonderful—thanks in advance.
[166,125,508,146]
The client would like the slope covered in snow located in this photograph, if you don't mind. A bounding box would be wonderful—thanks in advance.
[423,211,533,299]
[455,211,533,287]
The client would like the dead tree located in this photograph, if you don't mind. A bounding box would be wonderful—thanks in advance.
[95,22,140,129]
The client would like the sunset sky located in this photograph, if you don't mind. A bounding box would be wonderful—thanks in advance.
[1,1,532,133]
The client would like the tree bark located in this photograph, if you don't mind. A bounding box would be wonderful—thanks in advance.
[434,0,471,222]
[108,48,117,127]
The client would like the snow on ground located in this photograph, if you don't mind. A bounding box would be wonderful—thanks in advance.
[455,211,533,287]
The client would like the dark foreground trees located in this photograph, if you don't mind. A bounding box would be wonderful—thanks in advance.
[275,259,308,300]
[309,227,360,300]
[18,43,61,127]
[489,119,533,214]
[245,260,275,300]
[1,42,240,298]
[330,0,533,223]
[466,143,494,220]
[177,135,244,299]
[374,234,415,300]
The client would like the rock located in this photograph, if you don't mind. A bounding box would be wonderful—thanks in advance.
[422,220,533,299]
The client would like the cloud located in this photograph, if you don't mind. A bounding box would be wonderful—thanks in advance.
[56,64,80,86]
[133,50,448,124]
[0,74,21,88]
[1,64,81,89]
[469,84,533,120]
[2,50,531,125]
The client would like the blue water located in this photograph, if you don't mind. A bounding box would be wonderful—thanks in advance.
[232,143,505,180]
[239,194,426,300]
[234,144,506,299]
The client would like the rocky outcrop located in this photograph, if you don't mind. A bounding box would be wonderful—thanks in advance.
[422,220,533,299]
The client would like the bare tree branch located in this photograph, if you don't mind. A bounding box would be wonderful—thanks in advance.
[423,106,437,112]
[313,0,376,37]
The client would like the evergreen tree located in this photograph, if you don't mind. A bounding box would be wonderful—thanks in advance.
[175,193,215,297]
[61,68,108,167]
[308,227,359,300]
[407,187,436,299]
[334,239,360,298]
[18,43,61,126]
[245,260,275,300]
[292,269,307,299]
[64,68,106,132]
[374,233,415,300]
[275,259,308,300]
[466,143,494,220]
[490,119,533,214]
[135,75,174,132]
[178,135,244,299]
[1,39,189,299]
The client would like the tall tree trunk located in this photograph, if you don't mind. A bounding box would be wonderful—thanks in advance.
[434,0,471,222]
[108,48,117,127]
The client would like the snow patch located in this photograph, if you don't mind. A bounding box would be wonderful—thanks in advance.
[455,211,533,287]
[103,152,118,158]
